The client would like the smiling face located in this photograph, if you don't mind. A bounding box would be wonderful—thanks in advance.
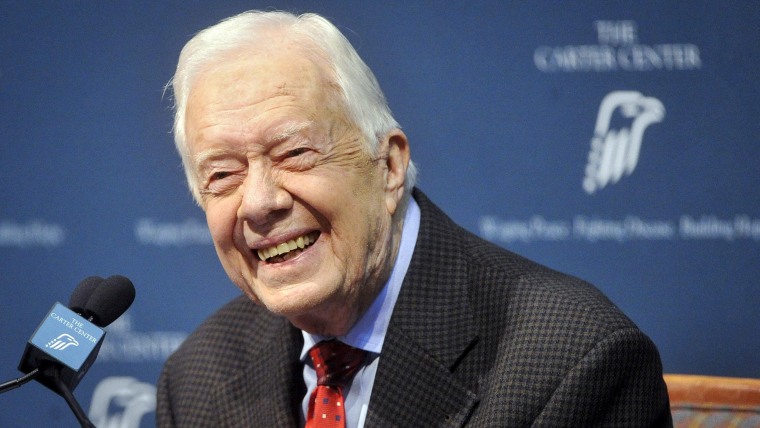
[183,43,409,335]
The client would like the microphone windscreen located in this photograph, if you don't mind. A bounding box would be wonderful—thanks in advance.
[84,275,136,327]
[68,276,104,314]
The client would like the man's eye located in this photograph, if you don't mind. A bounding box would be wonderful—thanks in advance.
[286,147,309,157]
[211,171,232,181]
[201,170,241,198]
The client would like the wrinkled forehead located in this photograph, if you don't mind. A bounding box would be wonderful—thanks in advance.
[209,46,331,96]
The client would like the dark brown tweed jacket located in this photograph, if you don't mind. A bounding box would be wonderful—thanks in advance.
[157,189,672,427]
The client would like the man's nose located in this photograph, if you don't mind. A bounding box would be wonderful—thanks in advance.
[238,167,293,226]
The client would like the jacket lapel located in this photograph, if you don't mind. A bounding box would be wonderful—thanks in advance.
[364,190,480,427]
[211,316,305,427]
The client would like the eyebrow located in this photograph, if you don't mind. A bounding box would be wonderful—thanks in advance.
[266,120,313,143]
[193,147,237,171]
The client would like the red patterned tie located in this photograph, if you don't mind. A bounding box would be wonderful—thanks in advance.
[305,340,367,428]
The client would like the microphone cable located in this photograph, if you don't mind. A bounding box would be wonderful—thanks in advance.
[0,368,39,394]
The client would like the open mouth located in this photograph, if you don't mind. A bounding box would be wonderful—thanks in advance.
[256,231,320,263]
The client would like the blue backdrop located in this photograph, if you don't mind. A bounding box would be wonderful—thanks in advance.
[2,2,758,426]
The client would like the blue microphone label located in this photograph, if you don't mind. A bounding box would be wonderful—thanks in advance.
[29,303,105,370]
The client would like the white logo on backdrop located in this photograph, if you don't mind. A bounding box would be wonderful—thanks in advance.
[45,333,80,351]
[89,376,156,428]
[583,91,665,194]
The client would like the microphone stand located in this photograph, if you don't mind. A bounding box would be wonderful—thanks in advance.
[52,365,96,428]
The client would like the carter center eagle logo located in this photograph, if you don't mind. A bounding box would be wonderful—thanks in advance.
[45,333,79,351]
[583,91,665,194]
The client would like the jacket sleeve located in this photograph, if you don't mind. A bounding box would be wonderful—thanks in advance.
[532,327,672,427]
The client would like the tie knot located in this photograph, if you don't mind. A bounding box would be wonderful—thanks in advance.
[309,340,367,387]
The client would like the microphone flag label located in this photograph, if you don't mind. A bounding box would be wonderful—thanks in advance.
[28,303,105,371]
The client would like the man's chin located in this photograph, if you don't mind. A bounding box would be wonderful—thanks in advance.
[253,286,326,316]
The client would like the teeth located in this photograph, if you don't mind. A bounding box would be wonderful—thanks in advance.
[257,232,317,261]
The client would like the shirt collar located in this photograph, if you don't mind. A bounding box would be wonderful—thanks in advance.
[301,197,421,359]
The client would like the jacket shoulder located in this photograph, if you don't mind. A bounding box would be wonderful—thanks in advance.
[410,190,669,425]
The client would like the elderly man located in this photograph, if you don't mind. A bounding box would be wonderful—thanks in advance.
[157,10,671,427]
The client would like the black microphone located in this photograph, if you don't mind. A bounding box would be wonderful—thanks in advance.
[78,275,136,328]
[68,276,104,316]
[0,275,136,427]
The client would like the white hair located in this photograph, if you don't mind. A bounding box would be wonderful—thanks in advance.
[169,10,417,204]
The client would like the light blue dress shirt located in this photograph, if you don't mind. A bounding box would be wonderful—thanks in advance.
[300,198,421,427]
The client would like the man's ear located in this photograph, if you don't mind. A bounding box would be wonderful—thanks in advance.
[381,129,410,215]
